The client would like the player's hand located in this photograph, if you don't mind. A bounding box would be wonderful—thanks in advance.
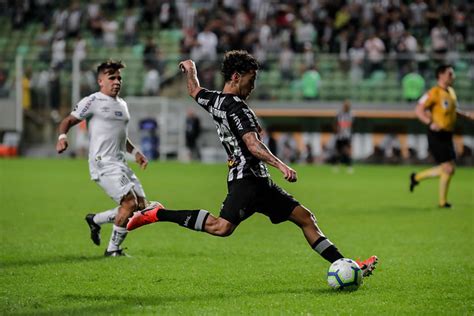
[135,152,148,170]
[280,164,297,183]
[429,122,441,131]
[56,139,68,154]
[178,60,196,74]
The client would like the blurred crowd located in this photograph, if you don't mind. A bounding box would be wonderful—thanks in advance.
[4,0,473,63]
[1,0,473,119]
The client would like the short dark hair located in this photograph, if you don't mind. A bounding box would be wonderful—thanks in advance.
[97,59,125,76]
[435,64,453,78]
[221,50,259,82]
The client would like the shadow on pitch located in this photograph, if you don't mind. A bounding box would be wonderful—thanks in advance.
[0,254,105,269]
[55,287,321,313]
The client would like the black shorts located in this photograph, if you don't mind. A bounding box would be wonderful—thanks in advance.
[427,129,456,164]
[220,177,300,226]
[336,138,350,152]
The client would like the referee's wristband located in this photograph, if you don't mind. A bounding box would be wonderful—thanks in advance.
[131,147,139,155]
[58,133,67,141]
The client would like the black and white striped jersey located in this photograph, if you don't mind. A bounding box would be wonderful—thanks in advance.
[195,89,269,181]
[336,111,353,140]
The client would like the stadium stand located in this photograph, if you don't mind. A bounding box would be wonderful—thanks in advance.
[0,1,472,163]
[0,0,472,104]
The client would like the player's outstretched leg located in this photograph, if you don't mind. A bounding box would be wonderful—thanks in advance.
[85,214,101,246]
[289,205,378,277]
[127,203,212,234]
[127,202,165,230]
[289,205,346,262]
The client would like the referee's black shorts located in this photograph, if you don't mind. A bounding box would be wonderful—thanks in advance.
[220,177,300,226]
[427,129,456,164]
[335,138,351,152]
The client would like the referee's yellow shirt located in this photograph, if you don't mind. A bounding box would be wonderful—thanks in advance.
[418,86,457,132]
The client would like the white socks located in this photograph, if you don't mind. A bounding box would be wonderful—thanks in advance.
[107,225,128,252]
[93,207,119,225]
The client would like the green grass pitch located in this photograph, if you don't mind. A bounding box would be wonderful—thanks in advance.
[0,159,473,315]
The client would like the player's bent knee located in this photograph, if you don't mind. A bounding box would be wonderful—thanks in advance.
[443,164,455,175]
[289,205,316,227]
[121,193,139,213]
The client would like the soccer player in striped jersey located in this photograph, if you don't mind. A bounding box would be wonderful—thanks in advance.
[128,51,378,276]
[410,64,473,208]
[333,100,354,173]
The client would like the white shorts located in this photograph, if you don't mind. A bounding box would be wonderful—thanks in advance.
[94,166,146,204]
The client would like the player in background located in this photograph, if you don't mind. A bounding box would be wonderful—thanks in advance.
[410,64,473,208]
[56,60,160,256]
[333,100,354,173]
[127,50,378,276]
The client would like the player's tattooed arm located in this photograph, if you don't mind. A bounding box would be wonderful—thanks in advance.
[179,60,203,98]
[243,132,297,182]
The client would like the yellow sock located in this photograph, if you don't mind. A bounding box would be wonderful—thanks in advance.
[439,171,452,206]
[415,166,442,182]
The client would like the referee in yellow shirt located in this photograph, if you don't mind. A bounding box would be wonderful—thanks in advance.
[410,64,473,208]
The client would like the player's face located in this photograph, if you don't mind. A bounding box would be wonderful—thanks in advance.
[98,69,122,97]
[238,70,257,100]
[440,67,455,86]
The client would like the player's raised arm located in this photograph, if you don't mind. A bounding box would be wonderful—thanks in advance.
[56,114,81,154]
[178,60,203,99]
[242,131,297,182]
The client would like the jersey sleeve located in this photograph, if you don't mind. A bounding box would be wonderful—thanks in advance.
[418,88,436,110]
[194,89,214,112]
[227,102,259,137]
[71,95,95,120]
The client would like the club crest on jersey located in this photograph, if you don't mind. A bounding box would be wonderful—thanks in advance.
[442,99,449,109]
[115,111,123,117]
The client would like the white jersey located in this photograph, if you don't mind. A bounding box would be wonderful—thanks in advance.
[71,91,130,180]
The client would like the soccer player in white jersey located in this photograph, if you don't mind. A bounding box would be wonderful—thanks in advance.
[56,60,159,257]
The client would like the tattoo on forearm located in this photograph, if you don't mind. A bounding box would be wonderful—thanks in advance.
[253,141,280,167]
[187,69,199,93]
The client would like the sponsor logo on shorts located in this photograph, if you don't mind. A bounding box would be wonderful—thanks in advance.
[115,111,123,117]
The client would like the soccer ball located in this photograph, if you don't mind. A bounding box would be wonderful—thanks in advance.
[327,258,363,291]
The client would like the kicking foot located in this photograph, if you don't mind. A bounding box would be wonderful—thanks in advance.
[439,202,452,209]
[85,213,101,246]
[127,202,164,231]
[356,255,378,277]
[409,172,419,192]
[104,249,130,257]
